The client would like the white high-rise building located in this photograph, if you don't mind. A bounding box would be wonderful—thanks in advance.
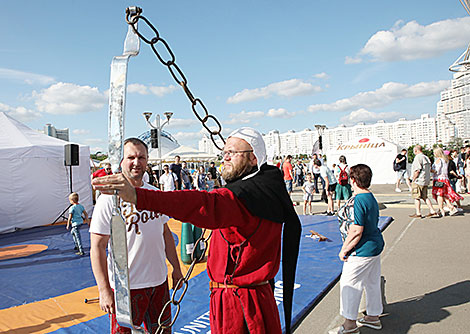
[323,114,437,151]
[198,114,438,158]
[436,71,470,143]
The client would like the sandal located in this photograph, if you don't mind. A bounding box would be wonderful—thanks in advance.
[357,317,382,330]
[328,325,360,334]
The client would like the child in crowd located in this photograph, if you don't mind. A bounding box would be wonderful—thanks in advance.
[303,173,316,215]
[66,192,89,256]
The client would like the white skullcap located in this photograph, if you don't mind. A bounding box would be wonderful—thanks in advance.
[228,127,266,178]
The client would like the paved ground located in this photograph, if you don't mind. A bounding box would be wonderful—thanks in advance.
[290,184,470,334]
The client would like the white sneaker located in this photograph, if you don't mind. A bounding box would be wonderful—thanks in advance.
[457,207,464,212]
[449,208,459,216]
[395,188,402,192]
[444,206,450,212]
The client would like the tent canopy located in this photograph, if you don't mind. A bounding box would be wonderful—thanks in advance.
[325,136,399,184]
[0,112,93,233]
[150,145,218,162]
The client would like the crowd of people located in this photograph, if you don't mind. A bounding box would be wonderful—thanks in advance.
[92,128,301,334]
[79,134,467,334]
[397,145,467,219]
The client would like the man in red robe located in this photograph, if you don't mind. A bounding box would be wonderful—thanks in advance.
[93,127,301,334]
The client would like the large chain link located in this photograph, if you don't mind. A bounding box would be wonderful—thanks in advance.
[155,229,212,333]
[125,7,225,151]
[124,7,218,332]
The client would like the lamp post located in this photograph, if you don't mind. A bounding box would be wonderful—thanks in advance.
[314,124,327,154]
[143,111,174,177]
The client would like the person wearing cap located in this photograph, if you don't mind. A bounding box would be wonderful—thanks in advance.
[92,127,302,334]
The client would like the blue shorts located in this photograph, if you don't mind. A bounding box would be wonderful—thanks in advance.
[285,179,293,192]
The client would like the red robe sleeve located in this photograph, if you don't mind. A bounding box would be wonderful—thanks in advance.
[135,187,253,230]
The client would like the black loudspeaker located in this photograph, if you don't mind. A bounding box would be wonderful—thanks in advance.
[64,144,79,166]
[150,128,158,148]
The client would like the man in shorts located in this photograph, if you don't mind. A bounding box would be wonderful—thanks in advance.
[410,145,437,218]
[90,138,182,333]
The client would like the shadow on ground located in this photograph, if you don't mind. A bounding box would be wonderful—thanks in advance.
[361,280,470,333]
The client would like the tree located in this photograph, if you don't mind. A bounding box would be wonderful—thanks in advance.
[446,137,464,151]
[90,152,108,161]
[407,145,434,164]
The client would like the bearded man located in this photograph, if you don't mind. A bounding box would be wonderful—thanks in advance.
[93,128,302,334]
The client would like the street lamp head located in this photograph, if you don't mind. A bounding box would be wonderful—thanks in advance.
[143,112,153,122]
[163,111,173,121]
[314,124,326,136]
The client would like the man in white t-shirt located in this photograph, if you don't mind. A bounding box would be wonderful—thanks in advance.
[90,138,182,334]
[159,164,178,191]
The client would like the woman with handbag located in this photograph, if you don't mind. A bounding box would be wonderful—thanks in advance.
[333,164,384,334]
[431,148,463,217]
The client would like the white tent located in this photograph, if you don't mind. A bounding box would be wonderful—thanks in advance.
[151,145,218,162]
[325,136,399,184]
[0,112,93,233]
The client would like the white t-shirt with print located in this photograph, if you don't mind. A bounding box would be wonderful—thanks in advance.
[159,172,177,191]
[90,182,169,289]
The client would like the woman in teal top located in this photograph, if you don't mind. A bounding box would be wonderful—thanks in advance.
[334,164,384,334]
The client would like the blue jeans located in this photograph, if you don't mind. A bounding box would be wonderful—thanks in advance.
[449,179,457,192]
[71,225,83,253]
[285,179,293,193]
[313,173,325,193]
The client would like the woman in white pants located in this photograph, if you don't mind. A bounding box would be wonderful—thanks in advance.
[334,164,385,334]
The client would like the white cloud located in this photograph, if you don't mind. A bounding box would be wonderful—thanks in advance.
[90,146,106,154]
[172,130,205,141]
[83,138,107,146]
[33,82,107,115]
[0,102,42,122]
[344,56,363,64]
[128,83,178,97]
[72,129,91,135]
[225,110,265,125]
[350,17,470,63]
[308,80,450,112]
[339,108,401,125]
[227,79,323,104]
[127,83,149,95]
[162,118,199,129]
[267,108,296,119]
[313,72,330,79]
[0,68,55,85]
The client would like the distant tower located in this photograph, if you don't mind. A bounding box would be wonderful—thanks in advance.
[450,0,470,73]
[438,0,470,144]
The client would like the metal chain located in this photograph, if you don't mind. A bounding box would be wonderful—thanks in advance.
[155,229,212,333]
[125,6,226,151]
[124,8,219,332]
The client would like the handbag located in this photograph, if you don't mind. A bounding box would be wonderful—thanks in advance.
[434,181,445,188]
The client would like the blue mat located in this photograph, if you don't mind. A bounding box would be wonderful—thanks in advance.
[0,224,94,309]
[0,215,393,333]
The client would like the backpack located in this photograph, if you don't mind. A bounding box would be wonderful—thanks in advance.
[393,159,401,171]
[338,165,349,186]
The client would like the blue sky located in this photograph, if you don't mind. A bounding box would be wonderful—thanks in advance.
[1,0,469,153]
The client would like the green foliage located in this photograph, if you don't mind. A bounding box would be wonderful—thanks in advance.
[446,137,464,151]
[90,153,108,161]
[407,145,434,164]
